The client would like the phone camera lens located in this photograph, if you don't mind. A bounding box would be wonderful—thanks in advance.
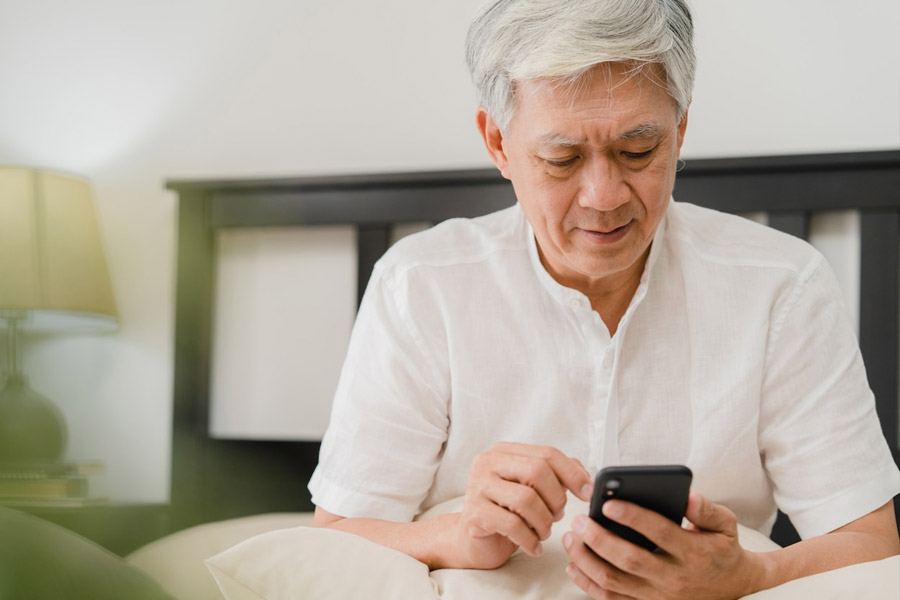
[604,479,620,496]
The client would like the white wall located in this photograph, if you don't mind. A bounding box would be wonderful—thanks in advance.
[0,0,897,502]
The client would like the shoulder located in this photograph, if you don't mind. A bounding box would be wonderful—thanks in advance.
[374,205,528,281]
[664,201,822,280]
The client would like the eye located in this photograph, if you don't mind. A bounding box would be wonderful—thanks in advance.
[622,146,656,160]
[545,156,580,168]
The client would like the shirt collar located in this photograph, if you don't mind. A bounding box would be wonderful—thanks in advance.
[524,199,670,325]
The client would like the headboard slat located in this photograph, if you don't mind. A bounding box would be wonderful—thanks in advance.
[859,208,900,456]
[357,225,392,308]
[767,211,811,240]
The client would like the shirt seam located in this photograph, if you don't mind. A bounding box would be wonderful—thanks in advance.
[763,252,824,366]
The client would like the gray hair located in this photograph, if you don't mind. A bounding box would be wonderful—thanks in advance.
[465,0,695,132]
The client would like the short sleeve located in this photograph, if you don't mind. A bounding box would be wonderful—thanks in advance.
[758,254,900,538]
[309,259,450,522]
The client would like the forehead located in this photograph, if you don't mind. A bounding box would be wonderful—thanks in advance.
[510,62,677,141]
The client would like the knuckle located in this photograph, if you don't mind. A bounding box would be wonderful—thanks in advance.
[517,462,546,489]
[514,484,539,506]
[471,450,492,470]
[536,445,557,460]
[464,476,487,498]
[547,488,567,513]
[618,548,644,572]
[581,524,602,548]
[500,510,522,533]
[491,441,510,453]
[651,523,673,546]
[594,565,617,589]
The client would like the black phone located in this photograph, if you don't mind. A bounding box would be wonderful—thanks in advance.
[588,465,692,552]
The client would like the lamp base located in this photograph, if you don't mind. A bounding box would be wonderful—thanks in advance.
[0,374,67,461]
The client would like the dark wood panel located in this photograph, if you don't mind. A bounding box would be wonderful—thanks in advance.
[170,190,216,532]
[767,211,810,240]
[859,209,900,453]
[356,225,391,308]
[673,165,899,212]
[208,183,517,228]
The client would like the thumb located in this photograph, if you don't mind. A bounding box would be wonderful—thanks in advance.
[685,491,738,536]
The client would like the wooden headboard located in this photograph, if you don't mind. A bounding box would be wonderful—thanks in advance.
[165,150,899,545]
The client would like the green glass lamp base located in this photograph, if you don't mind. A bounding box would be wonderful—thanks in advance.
[0,374,67,462]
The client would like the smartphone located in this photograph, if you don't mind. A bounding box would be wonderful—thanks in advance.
[588,465,692,552]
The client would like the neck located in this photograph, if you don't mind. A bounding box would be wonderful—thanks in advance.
[587,274,643,336]
[540,246,651,337]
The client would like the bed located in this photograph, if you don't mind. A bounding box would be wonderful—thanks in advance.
[136,150,899,599]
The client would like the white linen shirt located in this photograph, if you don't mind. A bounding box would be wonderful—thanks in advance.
[309,201,900,539]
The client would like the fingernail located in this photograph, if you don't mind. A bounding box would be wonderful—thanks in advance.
[562,531,573,550]
[572,515,587,534]
[603,500,624,519]
[566,563,581,580]
[534,543,543,557]
[553,509,565,522]
[580,483,593,500]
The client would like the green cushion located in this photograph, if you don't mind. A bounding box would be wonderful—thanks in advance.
[0,505,174,600]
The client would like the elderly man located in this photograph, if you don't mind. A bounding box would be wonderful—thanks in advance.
[310,0,900,597]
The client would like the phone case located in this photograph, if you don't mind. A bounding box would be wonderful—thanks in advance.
[588,465,692,552]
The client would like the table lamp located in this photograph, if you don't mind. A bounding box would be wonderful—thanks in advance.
[0,167,118,462]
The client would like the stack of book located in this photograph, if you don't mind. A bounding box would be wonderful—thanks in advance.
[0,460,106,507]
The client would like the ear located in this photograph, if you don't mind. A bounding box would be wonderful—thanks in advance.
[675,107,689,157]
[476,108,512,179]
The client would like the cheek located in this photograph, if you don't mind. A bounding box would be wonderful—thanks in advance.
[514,173,576,221]
[634,162,676,210]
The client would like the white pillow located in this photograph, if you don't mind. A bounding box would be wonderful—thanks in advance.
[128,513,315,600]
[211,494,900,600]
[206,526,437,600]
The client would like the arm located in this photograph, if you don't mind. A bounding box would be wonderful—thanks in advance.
[753,500,899,589]
[563,492,899,599]
[314,442,593,570]
[313,507,465,569]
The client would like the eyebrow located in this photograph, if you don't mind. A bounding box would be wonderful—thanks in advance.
[536,122,664,150]
[618,122,662,140]
[536,132,582,149]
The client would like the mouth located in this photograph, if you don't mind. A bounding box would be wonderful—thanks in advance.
[577,221,632,244]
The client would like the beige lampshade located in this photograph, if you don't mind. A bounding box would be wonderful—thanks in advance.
[0,167,117,331]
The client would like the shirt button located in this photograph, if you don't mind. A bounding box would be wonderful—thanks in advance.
[569,298,581,309]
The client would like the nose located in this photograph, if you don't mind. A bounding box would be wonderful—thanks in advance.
[577,156,630,212]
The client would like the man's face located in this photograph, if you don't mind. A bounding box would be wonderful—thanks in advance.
[479,63,688,294]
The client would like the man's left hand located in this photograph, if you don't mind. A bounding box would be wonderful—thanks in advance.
[562,491,764,599]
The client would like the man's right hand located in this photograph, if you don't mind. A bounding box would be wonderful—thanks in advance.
[314,442,592,571]
[437,442,593,569]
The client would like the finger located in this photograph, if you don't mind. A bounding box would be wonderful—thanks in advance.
[564,532,648,600]
[567,563,638,600]
[467,497,544,557]
[482,477,556,540]
[494,442,593,502]
[684,492,738,536]
[478,450,569,517]
[600,499,686,556]
[568,515,658,580]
